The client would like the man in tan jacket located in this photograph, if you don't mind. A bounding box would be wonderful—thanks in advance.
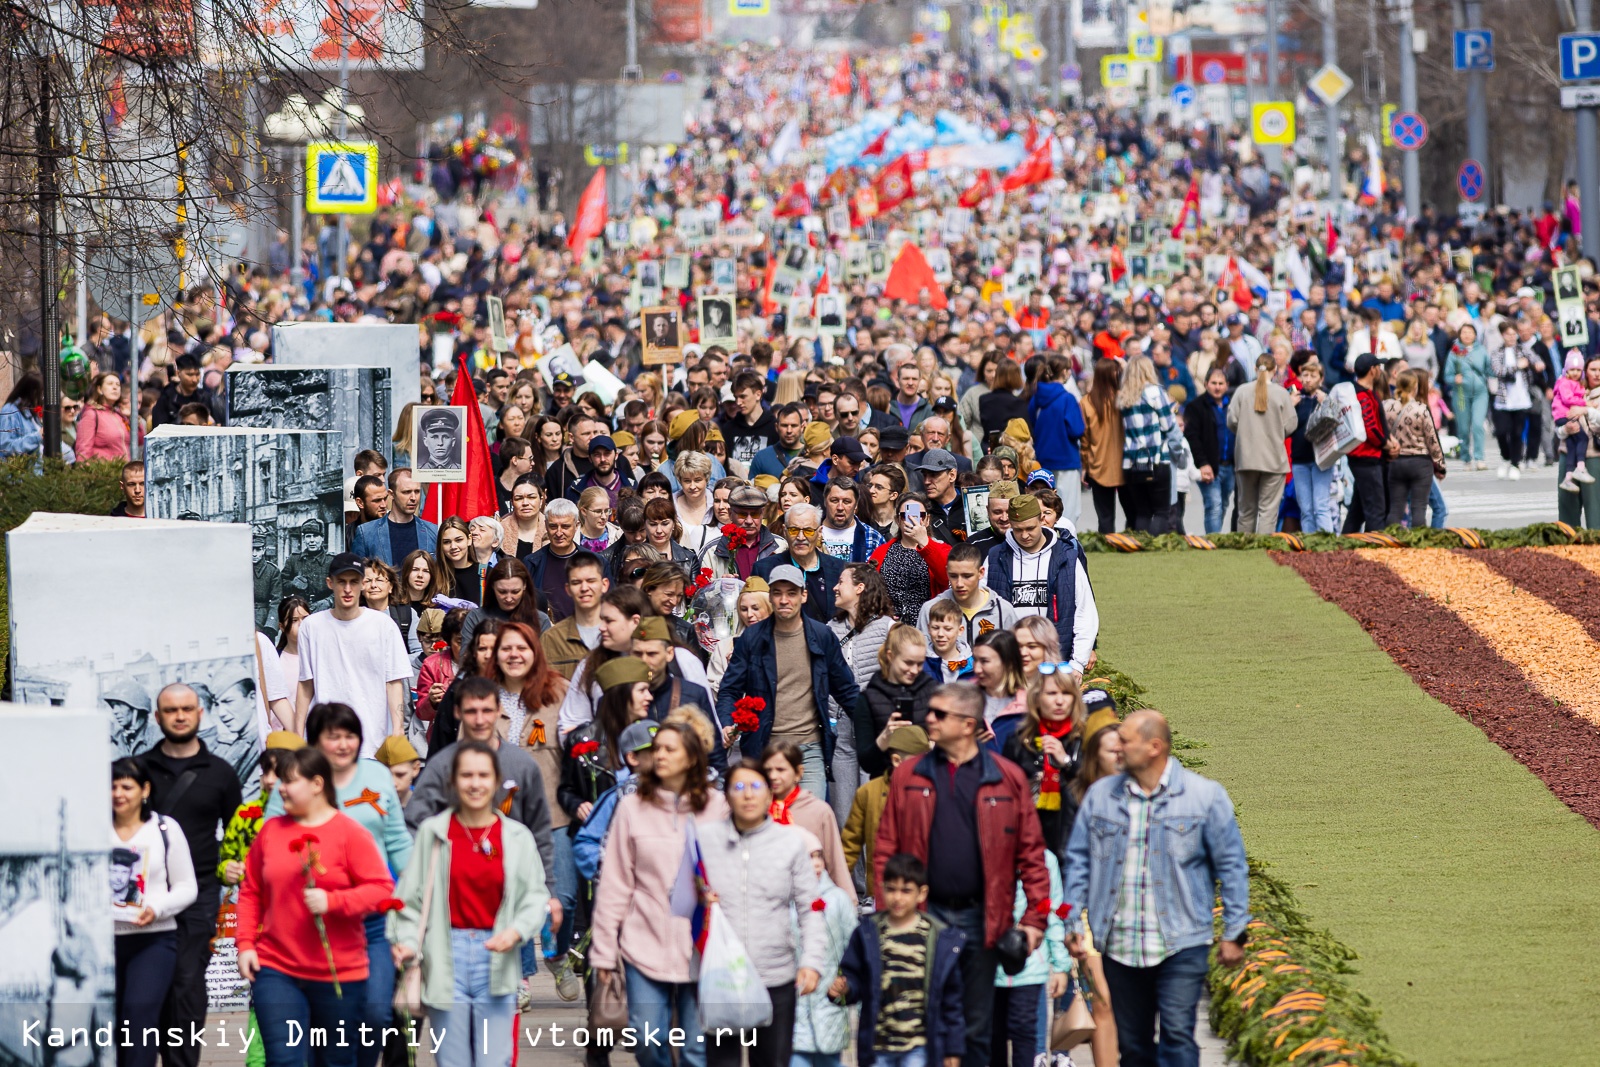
[540,551,607,680]
[840,725,929,899]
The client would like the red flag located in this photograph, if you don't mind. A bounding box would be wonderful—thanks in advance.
[861,128,890,158]
[871,155,915,212]
[1222,256,1254,311]
[440,358,500,523]
[774,181,812,218]
[761,257,779,315]
[828,54,852,97]
[958,170,995,208]
[1326,213,1338,257]
[566,167,607,254]
[1001,138,1052,192]
[882,244,948,309]
[1170,177,1199,239]
[820,167,853,202]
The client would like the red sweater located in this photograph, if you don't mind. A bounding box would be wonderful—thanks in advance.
[871,537,951,595]
[236,814,394,983]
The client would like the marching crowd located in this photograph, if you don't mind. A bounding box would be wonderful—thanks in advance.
[25,33,1600,1067]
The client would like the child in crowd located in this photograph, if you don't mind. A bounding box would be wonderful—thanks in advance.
[791,829,861,1067]
[831,853,967,1067]
[373,735,422,809]
[842,727,930,903]
[1555,350,1597,492]
[922,599,973,683]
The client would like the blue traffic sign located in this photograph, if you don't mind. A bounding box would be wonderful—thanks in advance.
[1560,33,1600,81]
[1171,84,1196,108]
[1453,29,1494,72]
[1390,111,1428,151]
[1458,159,1485,202]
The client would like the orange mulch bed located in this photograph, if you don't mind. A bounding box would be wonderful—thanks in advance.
[1277,549,1600,828]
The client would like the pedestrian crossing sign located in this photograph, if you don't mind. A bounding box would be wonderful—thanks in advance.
[306,141,378,214]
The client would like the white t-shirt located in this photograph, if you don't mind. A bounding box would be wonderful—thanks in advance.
[297,608,412,757]
[254,632,292,739]
[819,522,857,560]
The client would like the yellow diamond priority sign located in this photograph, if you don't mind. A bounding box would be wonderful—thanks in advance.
[1306,64,1354,107]
[1251,102,1296,146]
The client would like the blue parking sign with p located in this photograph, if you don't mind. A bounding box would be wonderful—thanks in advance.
[1561,33,1600,82]
[1453,30,1493,72]
[306,142,378,214]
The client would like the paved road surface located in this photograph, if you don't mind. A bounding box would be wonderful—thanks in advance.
[1084,457,1563,537]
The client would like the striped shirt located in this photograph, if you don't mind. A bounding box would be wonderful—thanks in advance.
[1105,759,1173,968]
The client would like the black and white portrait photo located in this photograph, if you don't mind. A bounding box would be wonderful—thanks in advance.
[1555,266,1582,306]
[926,247,954,283]
[868,244,889,279]
[699,294,738,345]
[787,298,818,337]
[638,260,662,291]
[783,243,811,275]
[712,257,737,290]
[826,203,851,236]
[816,293,845,332]
[414,406,468,481]
[663,255,691,290]
[640,306,683,365]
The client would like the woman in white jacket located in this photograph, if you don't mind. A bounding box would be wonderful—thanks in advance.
[111,757,198,1067]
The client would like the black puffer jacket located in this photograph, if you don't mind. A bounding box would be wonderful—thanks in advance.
[1001,727,1084,859]
[852,669,938,777]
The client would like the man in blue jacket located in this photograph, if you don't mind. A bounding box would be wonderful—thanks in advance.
[1064,710,1250,1067]
[715,564,860,800]
[753,502,848,621]
[984,494,1098,677]
[349,469,439,568]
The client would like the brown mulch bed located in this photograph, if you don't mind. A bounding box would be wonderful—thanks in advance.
[1476,548,1600,645]
[1275,550,1600,828]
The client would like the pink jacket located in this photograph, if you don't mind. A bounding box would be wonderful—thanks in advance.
[75,405,138,462]
[1553,377,1588,422]
[413,650,455,722]
[589,786,730,983]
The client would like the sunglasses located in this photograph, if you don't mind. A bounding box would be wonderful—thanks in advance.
[625,566,649,580]
[924,706,975,722]
[1037,662,1078,677]
[786,526,820,539]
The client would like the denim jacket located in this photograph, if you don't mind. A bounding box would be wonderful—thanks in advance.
[1062,759,1251,955]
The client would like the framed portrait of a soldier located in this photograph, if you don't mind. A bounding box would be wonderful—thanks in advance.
[640,306,684,366]
[413,405,468,483]
[699,294,738,347]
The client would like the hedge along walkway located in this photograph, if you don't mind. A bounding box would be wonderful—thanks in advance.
[1091,552,1600,1067]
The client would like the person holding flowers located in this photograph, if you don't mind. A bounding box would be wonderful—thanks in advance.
[264,704,411,1067]
[389,740,550,1067]
[236,747,394,1067]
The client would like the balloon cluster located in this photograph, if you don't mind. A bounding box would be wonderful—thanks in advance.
[451,130,519,181]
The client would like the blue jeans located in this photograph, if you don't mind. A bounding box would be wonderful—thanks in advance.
[927,902,998,1067]
[430,929,517,1067]
[359,914,393,1067]
[798,742,827,805]
[252,966,368,1067]
[1427,479,1448,528]
[790,1053,844,1067]
[1291,462,1338,533]
[870,1051,927,1067]
[1101,944,1212,1067]
[623,962,705,1067]
[1198,465,1234,534]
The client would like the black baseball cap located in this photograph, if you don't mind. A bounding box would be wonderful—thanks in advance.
[327,552,365,579]
[879,426,911,452]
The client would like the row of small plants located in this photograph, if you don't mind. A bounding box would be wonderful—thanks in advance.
[1080,521,1600,554]
[1088,662,1416,1067]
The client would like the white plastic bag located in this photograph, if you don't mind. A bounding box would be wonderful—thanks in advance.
[697,903,773,1032]
[1312,382,1367,471]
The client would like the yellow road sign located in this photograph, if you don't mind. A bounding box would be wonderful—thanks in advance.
[1101,55,1134,87]
[1381,103,1398,147]
[306,141,378,214]
[1251,102,1296,146]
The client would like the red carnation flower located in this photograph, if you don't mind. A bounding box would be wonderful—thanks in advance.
[720,523,752,550]
[376,898,405,914]
[810,898,826,912]
[240,805,263,820]
[572,739,600,757]
[1055,903,1072,920]
[288,837,306,854]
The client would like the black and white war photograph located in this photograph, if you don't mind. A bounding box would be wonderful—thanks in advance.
[224,364,393,473]
[697,294,737,346]
[5,7,1600,1066]
[0,707,116,1067]
[413,405,468,481]
[143,427,344,617]
[6,515,261,785]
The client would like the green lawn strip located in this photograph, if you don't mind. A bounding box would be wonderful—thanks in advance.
[1091,552,1600,1067]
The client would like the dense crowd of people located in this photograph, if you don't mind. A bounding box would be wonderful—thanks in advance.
[26,33,1599,1067]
